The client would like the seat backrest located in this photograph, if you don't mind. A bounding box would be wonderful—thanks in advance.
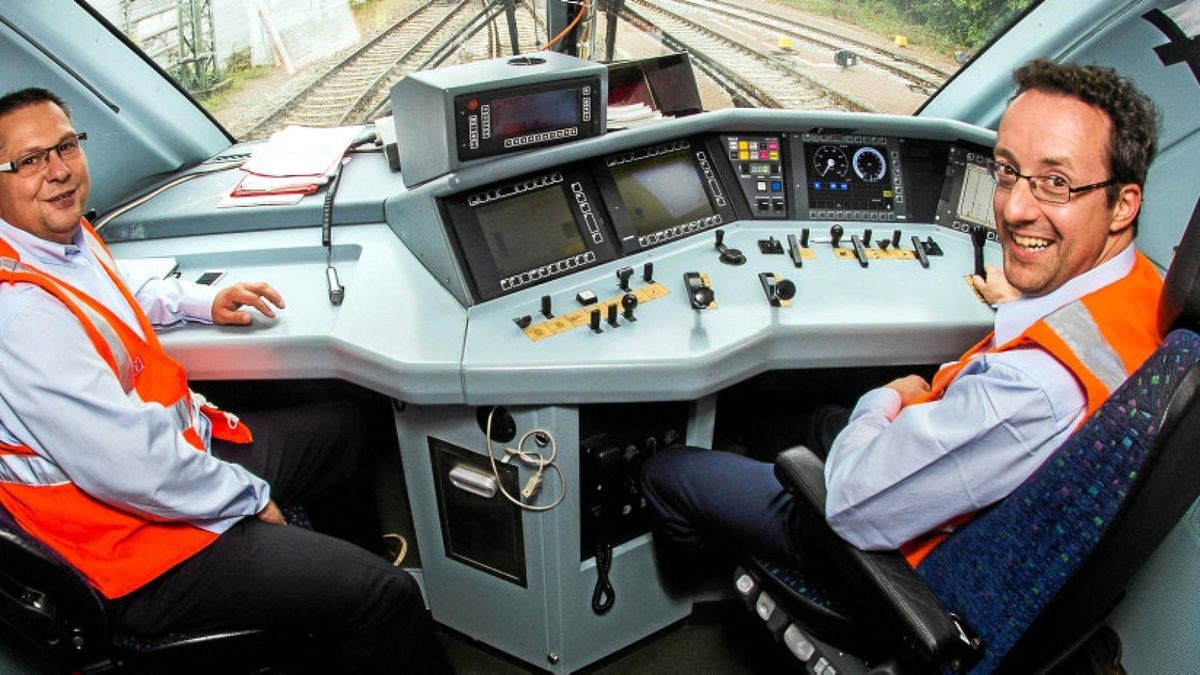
[1158,197,1200,336]
[915,329,1200,673]
[0,502,108,658]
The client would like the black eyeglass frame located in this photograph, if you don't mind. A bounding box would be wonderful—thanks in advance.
[987,158,1118,205]
[0,132,88,176]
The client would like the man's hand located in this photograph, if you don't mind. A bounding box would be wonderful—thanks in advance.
[212,281,285,325]
[256,499,286,525]
[972,264,1020,305]
[886,374,932,407]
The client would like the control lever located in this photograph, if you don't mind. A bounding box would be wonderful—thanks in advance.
[878,238,891,251]
[616,266,634,291]
[683,272,715,310]
[862,228,873,248]
[621,293,638,321]
[970,225,988,279]
[800,228,810,248]
[912,235,930,269]
[891,229,902,249]
[850,234,869,268]
[541,294,553,319]
[830,224,844,249]
[787,234,803,268]
[642,262,654,283]
[759,272,796,307]
[757,236,784,254]
[606,303,619,327]
[714,229,746,265]
[590,308,603,333]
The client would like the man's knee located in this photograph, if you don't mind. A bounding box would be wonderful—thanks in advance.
[355,565,425,626]
[641,445,697,493]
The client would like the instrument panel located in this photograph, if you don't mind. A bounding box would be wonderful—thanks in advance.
[440,129,997,303]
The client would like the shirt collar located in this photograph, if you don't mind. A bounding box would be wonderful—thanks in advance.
[0,217,84,264]
[994,244,1137,345]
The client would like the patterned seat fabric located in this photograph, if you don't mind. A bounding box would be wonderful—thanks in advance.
[916,329,1200,672]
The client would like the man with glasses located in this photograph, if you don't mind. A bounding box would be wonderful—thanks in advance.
[0,88,446,673]
[642,60,1164,572]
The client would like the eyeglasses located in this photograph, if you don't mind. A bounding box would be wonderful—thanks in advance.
[987,159,1116,205]
[0,132,87,177]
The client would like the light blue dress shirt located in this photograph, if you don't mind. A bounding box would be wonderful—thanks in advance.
[0,219,269,533]
[824,245,1142,550]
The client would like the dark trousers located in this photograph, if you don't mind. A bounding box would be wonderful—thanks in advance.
[105,401,446,674]
[640,406,850,570]
[641,446,807,568]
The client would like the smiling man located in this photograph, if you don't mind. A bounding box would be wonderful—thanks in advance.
[641,60,1165,571]
[0,88,446,673]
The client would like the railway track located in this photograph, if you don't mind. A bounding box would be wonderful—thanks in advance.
[246,0,552,137]
[623,0,868,111]
[671,0,950,91]
[240,0,946,136]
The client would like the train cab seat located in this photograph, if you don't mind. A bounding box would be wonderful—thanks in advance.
[733,207,1200,674]
[0,502,318,673]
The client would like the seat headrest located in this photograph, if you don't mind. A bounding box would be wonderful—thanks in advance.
[1158,196,1200,334]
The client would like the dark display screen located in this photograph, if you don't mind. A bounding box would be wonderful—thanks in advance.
[491,89,578,138]
[610,150,714,237]
[475,187,586,279]
[803,142,894,212]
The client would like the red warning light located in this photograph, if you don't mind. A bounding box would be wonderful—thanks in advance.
[467,99,479,111]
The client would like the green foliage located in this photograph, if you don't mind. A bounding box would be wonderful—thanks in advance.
[858,0,1035,50]
[778,0,1034,52]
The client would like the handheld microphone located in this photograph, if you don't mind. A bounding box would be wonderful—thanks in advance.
[322,160,346,306]
[327,266,344,305]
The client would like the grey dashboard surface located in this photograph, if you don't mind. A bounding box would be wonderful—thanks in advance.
[104,110,1000,405]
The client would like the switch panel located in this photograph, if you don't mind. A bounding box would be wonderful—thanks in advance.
[723,134,787,219]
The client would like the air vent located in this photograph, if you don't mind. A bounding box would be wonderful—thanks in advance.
[203,139,264,164]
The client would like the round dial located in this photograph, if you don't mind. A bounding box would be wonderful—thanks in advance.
[812,145,849,178]
[852,146,887,182]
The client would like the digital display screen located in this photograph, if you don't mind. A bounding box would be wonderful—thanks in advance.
[956,161,997,227]
[491,90,578,138]
[803,142,894,212]
[476,187,586,279]
[610,150,714,237]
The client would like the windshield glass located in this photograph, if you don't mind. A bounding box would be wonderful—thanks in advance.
[81,0,1036,141]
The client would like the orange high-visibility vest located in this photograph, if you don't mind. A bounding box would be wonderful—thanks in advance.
[0,221,250,598]
[900,252,1163,567]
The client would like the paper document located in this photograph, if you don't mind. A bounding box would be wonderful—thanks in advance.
[241,125,363,177]
[607,103,664,129]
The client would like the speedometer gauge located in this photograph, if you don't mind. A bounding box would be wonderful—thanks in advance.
[852,147,887,182]
[813,145,849,178]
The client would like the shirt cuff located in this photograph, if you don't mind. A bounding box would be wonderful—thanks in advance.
[853,387,903,422]
[179,282,219,323]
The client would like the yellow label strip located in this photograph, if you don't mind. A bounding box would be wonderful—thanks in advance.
[832,247,916,260]
[522,282,671,341]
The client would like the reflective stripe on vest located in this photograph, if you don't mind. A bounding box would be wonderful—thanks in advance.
[1,255,134,392]
[0,453,69,486]
[0,256,195,432]
[1041,301,1128,394]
